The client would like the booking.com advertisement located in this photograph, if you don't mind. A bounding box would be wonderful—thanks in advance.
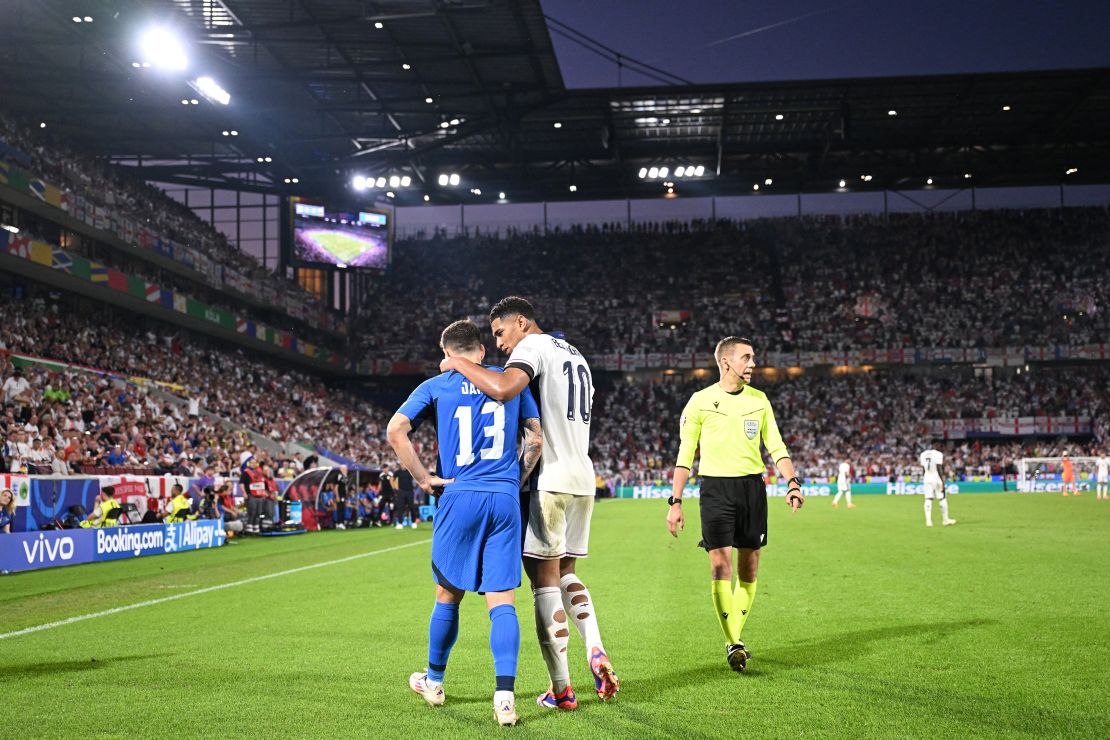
[0,520,227,574]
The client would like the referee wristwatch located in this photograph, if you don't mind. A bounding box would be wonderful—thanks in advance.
[667,496,682,506]
[787,477,803,490]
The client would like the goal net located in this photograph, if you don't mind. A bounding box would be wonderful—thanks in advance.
[1016,456,1098,493]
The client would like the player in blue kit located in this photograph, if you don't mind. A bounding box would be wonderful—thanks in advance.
[387,319,542,728]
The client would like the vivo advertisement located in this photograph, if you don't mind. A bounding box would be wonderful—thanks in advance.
[0,520,227,574]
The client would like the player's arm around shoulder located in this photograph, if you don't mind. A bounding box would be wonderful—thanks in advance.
[439,358,530,402]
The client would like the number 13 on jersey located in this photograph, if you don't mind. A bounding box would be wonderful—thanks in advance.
[454,402,506,466]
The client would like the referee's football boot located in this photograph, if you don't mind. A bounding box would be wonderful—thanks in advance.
[726,642,751,672]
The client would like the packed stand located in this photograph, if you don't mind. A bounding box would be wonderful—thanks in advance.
[0,295,437,474]
[590,367,1110,484]
[0,112,330,332]
[373,208,1110,367]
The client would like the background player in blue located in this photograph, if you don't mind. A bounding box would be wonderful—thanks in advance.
[387,319,542,728]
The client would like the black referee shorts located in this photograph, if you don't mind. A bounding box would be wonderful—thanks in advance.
[698,475,768,551]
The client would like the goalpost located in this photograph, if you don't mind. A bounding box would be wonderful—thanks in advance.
[1016,456,1099,492]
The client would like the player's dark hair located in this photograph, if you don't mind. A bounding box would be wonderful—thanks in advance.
[489,296,535,324]
[440,320,482,352]
[714,335,755,362]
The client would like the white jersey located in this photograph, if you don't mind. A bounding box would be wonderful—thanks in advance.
[506,333,595,495]
[1097,457,1109,482]
[837,462,851,486]
[919,449,944,483]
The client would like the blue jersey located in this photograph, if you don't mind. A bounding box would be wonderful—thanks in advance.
[397,368,539,497]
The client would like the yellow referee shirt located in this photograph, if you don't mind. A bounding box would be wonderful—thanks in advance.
[675,384,789,477]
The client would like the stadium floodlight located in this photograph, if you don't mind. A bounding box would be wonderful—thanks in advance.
[569,184,577,192]
[838,179,847,188]
[190,99,199,105]
[264,156,272,162]
[337,262,348,269]
[666,186,674,194]
[775,113,784,120]
[256,157,264,162]
[194,76,231,105]
[638,167,648,179]
[693,165,705,176]
[1002,105,1011,111]
[765,178,773,185]
[963,173,972,179]
[1066,167,1078,175]
[402,63,411,70]
[73,16,82,22]
[926,177,933,185]
[437,174,449,186]
[450,118,460,126]
[84,16,92,22]
[375,176,386,188]
[648,167,659,179]
[386,191,395,198]
[753,183,759,191]
[352,175,367,190]
[39,122,46,129]
[400,175,412,187]
[425,97,434,104]
[132,61,141,68]
[499,192,506,199]
[470,188,482,195]
[658,167,669,178]
[887,109,898,116]
[229,130,238,136]
[553,122,562,128]
[374,21,384,29]
[861,174,873,182]
[221,130,229,136]
[675,166,686,177]
[181,100,190,105]
[0,224,19,234]
[448,173,460,186]
[283,178,291,184]
[291,178,299,183]
[440,121,450,129]
[424,194,431,202]
[138,27,188,71]
[389,175,400,188]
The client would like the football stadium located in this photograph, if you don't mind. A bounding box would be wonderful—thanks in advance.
[1,1,1109,737]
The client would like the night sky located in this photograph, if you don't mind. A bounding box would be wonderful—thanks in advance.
[541,0,1110,88]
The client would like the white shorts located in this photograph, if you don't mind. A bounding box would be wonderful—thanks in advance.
[923,480,944,500]
[837,482,850,493]
[523,491,594,560]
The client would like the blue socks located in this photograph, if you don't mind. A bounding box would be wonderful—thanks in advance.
[427,601,459,683]
[489,604,519,692]
[427,601,518,692]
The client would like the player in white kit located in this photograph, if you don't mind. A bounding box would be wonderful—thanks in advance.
[1096,454,1109,500]
[920,448,955,527]
[440,296,618,709]
[832,460,854,508]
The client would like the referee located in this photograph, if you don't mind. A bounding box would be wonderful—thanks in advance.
[666,336,804,672]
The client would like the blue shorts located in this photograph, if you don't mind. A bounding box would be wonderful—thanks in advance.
[431,490,521,593]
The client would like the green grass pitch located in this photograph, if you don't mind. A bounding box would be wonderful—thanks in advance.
[312,231,373,262]
[2,494,1108,738]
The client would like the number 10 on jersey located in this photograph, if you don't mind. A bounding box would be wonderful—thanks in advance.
[563,361,591,422]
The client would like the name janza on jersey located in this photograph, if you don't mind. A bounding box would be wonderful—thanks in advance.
[460,381,482,395]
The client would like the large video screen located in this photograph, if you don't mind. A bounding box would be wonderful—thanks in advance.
[291,201,390,269]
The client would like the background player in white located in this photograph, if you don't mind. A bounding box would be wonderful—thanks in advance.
[440,296,618,709]
[920,448,955,527]
[832,459,854,508]
[1096,453,1109,500]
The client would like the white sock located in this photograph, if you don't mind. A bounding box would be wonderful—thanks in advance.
[534,586,570,691]
[560,573,604,655]
[939,498,950,521]
[494,690,514,706]
[924,499,933,526]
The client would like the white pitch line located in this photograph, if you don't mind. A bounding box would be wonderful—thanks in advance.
[0,537,432,641]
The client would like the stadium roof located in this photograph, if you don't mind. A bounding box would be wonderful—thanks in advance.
[2,1,1108,203]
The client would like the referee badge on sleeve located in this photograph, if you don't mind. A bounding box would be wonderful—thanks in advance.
[744,420,759,439]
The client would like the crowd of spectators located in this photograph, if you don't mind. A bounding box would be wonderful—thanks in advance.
[369,208,1109,367]
[0,295,436,476]
[0,112,333,335]
[590,367,1110,484]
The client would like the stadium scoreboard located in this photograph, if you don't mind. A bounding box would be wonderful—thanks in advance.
[283,196,392,271]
